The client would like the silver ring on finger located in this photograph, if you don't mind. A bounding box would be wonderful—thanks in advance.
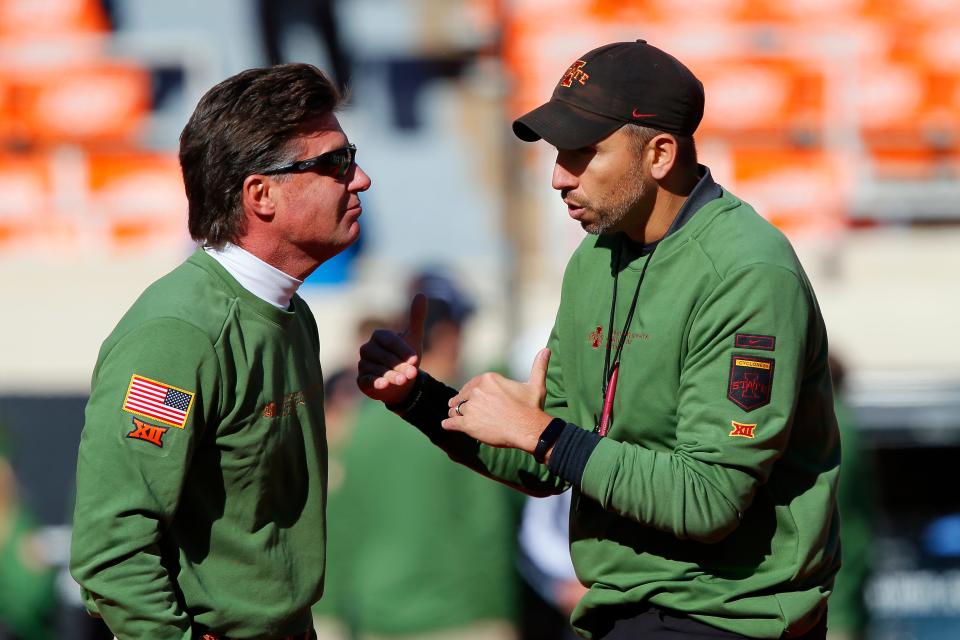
[455,399,468,417]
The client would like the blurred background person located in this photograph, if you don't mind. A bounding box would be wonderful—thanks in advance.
[506,326,585,640]
[318,268,521,640]
[257,0,351,93]
[322,315,393,450]
[515,491,584,640]
[0,426,56,640]
[827,354,877,640]
[313,314,392,640]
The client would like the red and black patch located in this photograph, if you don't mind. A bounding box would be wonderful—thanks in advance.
[734,333,776,351]
[127,417,169,448]
[727,355,775,412]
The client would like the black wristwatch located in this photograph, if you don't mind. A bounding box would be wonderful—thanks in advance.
[533,417,567,463]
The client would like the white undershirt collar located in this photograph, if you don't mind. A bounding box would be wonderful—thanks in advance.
[204,243,302,310]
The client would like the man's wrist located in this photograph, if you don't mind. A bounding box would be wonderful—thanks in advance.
[533,417,567,464]
[385,372,424,414]
[545,422,601,486]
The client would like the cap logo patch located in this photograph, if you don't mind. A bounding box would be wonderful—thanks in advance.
[127,417,169,447]
[632,109,657,118]
[729,421,757,438]
[727,354,774,412]
[560,60,590,88]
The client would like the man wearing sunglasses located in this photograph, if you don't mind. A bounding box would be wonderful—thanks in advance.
[359,40,839,640]
[71,63,370,640]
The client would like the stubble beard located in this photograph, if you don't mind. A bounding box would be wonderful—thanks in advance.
[581,161,651,236]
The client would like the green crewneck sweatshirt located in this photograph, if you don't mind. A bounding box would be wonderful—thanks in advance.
[402,174,840,639]
[70,249,328,639]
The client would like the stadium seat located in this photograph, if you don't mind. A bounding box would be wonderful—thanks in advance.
[724,146,850,234]
[9,62,151,148]
[86,151,189,250]
[0,152,51,249]
[0,0,108,39]
[693,58,826,144]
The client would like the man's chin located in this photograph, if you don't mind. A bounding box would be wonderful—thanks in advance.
[581,221,609,236]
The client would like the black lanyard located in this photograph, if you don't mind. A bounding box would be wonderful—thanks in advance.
[598,238,656,436]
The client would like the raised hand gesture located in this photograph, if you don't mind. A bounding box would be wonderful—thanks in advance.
[357,294,427,406]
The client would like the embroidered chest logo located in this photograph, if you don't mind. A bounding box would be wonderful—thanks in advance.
[127,418,169,447]
[727,355,775,412]
[587,325,649,350]
[560,60,590,87]
[262,383,322,418]
[589,326,604,349]
[729,421,757,438]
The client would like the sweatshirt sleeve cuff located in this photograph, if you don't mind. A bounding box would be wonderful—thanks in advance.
[546,423,601,486]
[388,372,458,441]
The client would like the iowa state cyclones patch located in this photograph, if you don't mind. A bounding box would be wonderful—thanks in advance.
[727,354,775,412]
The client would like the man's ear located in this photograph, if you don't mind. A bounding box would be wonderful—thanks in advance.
[648,134,678,181]
[242,174,276,221]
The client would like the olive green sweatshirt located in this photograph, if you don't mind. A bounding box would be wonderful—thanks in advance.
[70,249,327,639]
[402,173,840,639]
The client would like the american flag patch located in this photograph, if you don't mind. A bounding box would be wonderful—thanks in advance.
[122,375,195,429]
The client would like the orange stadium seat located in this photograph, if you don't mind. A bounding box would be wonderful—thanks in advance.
[588,0,660,21]
[858,0,960,23]
[590,0,865,24]
[855,60,960,162]
[0,0,108,39]
[0,153,52,249]
[9,62,151,147]
[502,15,605,116]
[838,23,959,176]
[865,147,960,180]
[86,152,189,250]
[735,0,863,23]
[0,79,15,141]
[723,146,850,234]
[692,58,826,144]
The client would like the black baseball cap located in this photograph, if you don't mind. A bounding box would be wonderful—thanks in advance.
[513,40,704,150]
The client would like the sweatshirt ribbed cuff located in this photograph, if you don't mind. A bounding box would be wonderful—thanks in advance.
[546,423,601,486]
[391,372,458,441]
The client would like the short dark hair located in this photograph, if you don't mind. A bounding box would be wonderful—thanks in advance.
[623,123,698,170]
[179,63,342,247]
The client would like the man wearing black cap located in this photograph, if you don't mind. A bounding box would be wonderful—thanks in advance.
[358,40,840,640]
[327,270,520,640]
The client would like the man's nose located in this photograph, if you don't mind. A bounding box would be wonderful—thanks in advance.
[552,161,577,192]
[351,164,372,192]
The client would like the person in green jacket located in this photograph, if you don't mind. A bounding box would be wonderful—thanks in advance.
[0,429,56,640]
[70,63,372,640]
[826,355,875,640]
[358,40,840,640]
[322,270,521,640]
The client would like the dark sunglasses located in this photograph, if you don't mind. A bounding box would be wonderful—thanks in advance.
[261,143,357,178]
